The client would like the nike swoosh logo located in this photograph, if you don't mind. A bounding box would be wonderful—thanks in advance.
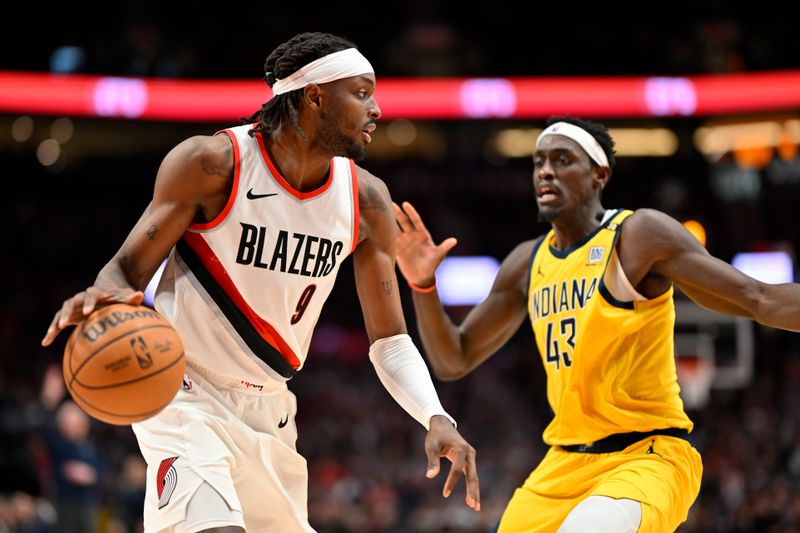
[246,188,278,200]
[278,414,289,428]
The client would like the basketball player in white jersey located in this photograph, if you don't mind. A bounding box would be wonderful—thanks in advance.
[42,32,480,532]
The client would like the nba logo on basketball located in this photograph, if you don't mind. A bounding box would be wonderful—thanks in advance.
[61,303,185,426]
[588,246,605,264]
[131,336,154,369]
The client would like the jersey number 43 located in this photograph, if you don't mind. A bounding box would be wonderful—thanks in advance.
[545,317,576,370]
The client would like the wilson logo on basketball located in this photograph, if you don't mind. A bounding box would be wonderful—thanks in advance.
[63,303,185,425]
[157,456,179,509]
[81,309,161,343]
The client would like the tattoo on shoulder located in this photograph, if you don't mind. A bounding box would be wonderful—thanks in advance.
[146,224,158,240]
[381,280,393,295]
[359,181,388,211]
[201,142,233,179]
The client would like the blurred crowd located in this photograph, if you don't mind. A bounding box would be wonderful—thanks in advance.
[2,2,797,79]
[2,131,800,531]
[3,4,800,532]
[3,319,800,532]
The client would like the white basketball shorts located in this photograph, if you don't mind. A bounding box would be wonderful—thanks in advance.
[132,362,314,532]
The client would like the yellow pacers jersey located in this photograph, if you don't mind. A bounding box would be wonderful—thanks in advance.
[527,209,693,446]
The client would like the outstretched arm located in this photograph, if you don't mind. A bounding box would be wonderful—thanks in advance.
[393,201,534,380]
[619,208,800,331]
[42,134,234,345]
[353,169,479,511]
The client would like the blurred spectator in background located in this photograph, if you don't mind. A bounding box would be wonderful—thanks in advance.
[46,401,103,533]
[0,492,55,533]
[0,378,42,499]
[38,366,103,533]
[109,455,146,533]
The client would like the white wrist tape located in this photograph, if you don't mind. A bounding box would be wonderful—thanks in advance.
[369,334,456,430]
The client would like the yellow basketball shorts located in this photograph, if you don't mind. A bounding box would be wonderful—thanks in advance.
[497,434,702,532]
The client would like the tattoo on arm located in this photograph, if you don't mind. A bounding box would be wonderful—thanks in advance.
[200,142,233,179]
[359,182,388,211]
[381,280,393,295]
[146,224,158,240]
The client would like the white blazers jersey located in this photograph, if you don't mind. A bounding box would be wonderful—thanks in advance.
[155,124,359,384]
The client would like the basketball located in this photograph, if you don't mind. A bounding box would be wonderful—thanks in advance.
[63,303,186,425]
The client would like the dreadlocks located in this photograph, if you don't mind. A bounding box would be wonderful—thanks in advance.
[246,32,357,139]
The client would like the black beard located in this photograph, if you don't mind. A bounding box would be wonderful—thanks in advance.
[319,110,367,161]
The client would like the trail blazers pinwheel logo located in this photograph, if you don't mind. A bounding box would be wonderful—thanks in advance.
[157,457,179,509]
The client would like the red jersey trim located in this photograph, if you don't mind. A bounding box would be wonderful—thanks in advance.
[350,159,360,254]
[254,131,335,200]
[189,129,241,231]
[181,232,302,369]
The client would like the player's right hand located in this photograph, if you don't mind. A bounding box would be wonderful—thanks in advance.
[41,287,144,346]
[424,414,480,511]
[392,201,457,288]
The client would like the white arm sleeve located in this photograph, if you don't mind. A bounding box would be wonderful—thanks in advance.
[369,333,457,430]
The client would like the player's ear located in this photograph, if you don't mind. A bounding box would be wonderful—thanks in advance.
[594,166,610,190]
[303,84,322,109]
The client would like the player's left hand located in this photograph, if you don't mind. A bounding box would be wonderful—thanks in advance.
[424,415,480,511]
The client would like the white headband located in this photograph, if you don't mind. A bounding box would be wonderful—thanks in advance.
[536,122,609,167]
[271,48,374,96]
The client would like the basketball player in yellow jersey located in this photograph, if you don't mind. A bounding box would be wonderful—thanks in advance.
[393,116,800,532]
